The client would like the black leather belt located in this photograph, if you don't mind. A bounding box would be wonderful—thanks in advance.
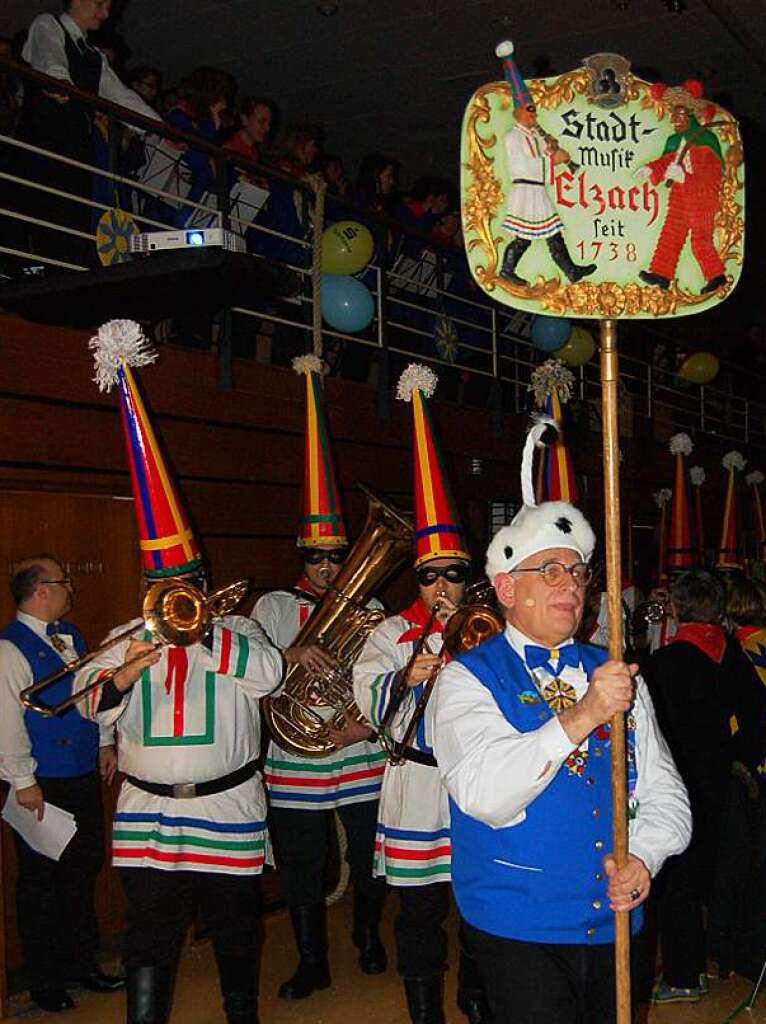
[126,761,256,799]
[512,178,544,185]
[392,742,437,768]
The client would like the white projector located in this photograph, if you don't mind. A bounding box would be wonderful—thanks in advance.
[130,227,246,255]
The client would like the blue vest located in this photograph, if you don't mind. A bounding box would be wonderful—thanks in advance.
[1,619,99,778]
[450,633,641,945]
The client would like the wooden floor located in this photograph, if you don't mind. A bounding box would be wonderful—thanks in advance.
[6,895,765,1022]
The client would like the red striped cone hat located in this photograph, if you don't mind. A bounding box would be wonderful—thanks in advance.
[667,433,695,571]
[486,416,595,580]
[746,470,766,563]
[690,465,706,564]
[716,450,745,569]
[495,41,533,109]
[654,488,672,584]
[396,364,469,567]
[293,355,348,548]
[90,320,203,578]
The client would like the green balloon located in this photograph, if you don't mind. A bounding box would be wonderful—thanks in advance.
[553,326,595,367]
[321,221,374,275]
[680,352,719,385]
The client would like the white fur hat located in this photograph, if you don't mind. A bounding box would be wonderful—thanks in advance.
[485,416,596,580]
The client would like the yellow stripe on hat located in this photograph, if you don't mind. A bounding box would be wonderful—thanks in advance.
[140,528,194,552]
[125,366,195,561]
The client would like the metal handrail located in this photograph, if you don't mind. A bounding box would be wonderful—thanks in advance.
[1,57,765,450]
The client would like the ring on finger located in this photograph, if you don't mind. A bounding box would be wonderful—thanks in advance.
[629,888,641,901]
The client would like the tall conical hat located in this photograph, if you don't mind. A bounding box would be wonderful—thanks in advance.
[485,416,595,580]
[716,450,746,569]
[495,40,533,109]
[746,470,766,563]
[90,320,203,578]
[396,363,469,567]
[654,488,672,584]
[667,433,695,571]
[293,354,348,548]
[690,465,706,564]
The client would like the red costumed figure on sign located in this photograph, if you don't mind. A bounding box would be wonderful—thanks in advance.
[637,80,727,296]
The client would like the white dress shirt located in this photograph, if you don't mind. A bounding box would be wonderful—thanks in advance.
[0,611,111,789]
[23,12,158,124]
[432,623,691,877]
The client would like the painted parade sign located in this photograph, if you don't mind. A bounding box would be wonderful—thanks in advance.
[461,43,744,319]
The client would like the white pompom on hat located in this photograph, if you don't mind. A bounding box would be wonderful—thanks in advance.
[485,416,596,580]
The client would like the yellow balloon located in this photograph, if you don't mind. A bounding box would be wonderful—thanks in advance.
[679,351,719,384]
[321,221,374,275]
[553,326,595,367]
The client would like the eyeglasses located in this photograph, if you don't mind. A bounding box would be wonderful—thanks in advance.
[511,561,592,587]
[39,578,72,588]
[303,548,348,566]
[416,563,470,587]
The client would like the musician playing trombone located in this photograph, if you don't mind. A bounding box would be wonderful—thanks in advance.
[69,321,284,1024]
[352,363,491,1024]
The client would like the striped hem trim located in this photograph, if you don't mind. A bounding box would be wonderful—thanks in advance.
[112,829,265,852]
[113,847,265,869]
[267,781,383,803]
[264,765,385,788]
[502,214,562,238]
[114,812,266,833]
[265,751,386,773]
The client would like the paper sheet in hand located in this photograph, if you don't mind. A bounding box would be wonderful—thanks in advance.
[2,793,77,861]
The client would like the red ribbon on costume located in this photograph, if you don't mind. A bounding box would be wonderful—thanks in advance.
[165,646,189,736]
[397,598,446,645]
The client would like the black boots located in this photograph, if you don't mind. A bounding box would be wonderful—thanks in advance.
[278,904,331,1000]
[501,234,596,285]
[126,965,174,1024]
[499,237,531,285]
[457,947,493,1023]
[215,951,259,1024]
[404,976,446,1024]
[639,269,671,290]
[547,233,596,282]
[353,889,387,975]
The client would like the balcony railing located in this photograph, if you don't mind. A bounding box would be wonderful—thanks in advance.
[1,56,763,451]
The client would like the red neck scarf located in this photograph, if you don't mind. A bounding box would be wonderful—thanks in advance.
[735,625,762,644]
[673,622,727,664]
[397,598,445,644]
[295,574,323,599]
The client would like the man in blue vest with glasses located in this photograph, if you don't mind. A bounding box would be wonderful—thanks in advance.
[0,556,122,1013]
[433,419,692,1023]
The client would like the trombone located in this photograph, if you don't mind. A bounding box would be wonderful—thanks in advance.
[20,578,249,717]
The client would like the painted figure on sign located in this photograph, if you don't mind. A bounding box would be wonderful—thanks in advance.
[636,80,727,295]
[495,41,596,288]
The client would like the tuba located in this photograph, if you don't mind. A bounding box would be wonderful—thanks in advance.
[262,489,413,757]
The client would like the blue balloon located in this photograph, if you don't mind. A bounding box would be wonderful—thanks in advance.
[320,274,375,333]
[530,315,572,352]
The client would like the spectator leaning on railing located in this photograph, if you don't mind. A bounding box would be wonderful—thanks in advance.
[5,0,159,269]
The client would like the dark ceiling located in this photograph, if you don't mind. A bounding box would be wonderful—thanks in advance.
[3,0,765,181]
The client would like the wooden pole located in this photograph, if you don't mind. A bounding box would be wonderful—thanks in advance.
[599,318,631,1024]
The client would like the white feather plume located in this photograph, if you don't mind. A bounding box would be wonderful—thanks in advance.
[529,359,575,407]
[669,432,693,456]
[690,466,706,486]
[654,488,672,509]
[747,470,765,487]
[495,40,514,58]
[396,363,438,403]
[521,414,559,508]
[292,353,324,377]
[722,450,746,472]
[89,319,156,393]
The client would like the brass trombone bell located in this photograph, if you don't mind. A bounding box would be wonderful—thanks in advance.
[20,578,249,718]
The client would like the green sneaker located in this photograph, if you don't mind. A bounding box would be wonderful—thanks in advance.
[651,980,702,1004]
